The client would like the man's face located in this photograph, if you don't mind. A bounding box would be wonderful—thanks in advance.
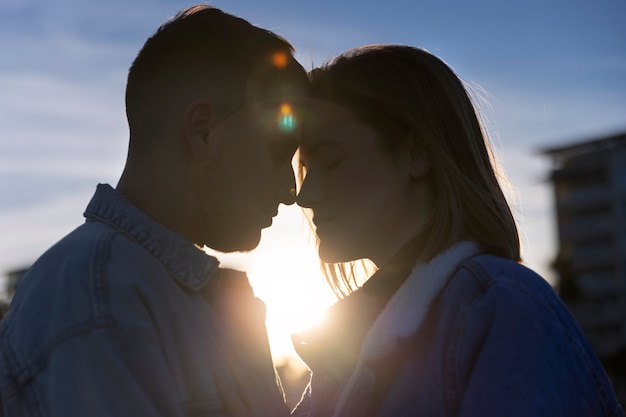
[190,99,300,252]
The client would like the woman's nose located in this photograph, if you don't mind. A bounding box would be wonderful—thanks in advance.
[295,174,316,209]
[276,162,297,206]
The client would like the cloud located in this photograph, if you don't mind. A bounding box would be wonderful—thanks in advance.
[472,79,626,148]
[0,190,92,282]
[2,0,624,294]
[0,71,127,209]
[0,48,127,281]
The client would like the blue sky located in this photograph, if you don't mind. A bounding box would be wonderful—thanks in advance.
[1,0,625,296]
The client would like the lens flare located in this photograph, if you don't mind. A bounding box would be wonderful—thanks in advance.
[272,51,288,69]
[278,103,296,132]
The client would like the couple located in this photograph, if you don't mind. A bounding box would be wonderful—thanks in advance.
[0,5,622,417]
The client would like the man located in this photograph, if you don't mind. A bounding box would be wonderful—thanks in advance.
[0,5,307,416]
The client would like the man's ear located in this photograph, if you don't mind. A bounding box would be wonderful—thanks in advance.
[184,101,214,155]
[406,132,432,179]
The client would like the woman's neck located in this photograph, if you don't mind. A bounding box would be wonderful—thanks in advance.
[362,230,429,305]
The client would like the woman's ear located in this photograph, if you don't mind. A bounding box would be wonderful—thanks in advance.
[407,132,432,179]
[184,101,214,155]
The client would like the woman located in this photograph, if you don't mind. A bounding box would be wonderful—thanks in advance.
[292,45,623,416]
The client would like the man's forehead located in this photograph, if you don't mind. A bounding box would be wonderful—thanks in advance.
[217,97,348,144]
[244,98,302,133]
[211,97,307,149]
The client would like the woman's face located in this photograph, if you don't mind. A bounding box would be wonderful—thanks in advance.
[297,103,418,266]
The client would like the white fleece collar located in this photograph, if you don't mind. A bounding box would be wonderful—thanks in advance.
[330,241,481,417]
[359,240,480,360]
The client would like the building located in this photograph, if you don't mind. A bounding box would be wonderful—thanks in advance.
[0,267,30,319]
[543,131,626,399]
[5,267,30,300]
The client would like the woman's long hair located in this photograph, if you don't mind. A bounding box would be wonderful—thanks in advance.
[301,45,520,298]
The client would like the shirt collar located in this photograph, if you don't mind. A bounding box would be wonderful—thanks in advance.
[84,183,219,291]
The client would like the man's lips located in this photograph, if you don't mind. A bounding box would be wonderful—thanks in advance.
[261,209,279,227]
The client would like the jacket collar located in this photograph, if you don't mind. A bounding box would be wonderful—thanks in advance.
[360,240,481,361]
[84,184,219,291]
[293,240,482,388]
[330,241,482,417]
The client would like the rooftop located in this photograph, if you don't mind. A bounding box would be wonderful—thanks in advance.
[542,132,626,167]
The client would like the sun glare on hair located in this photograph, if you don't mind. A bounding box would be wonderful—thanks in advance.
[272,51,288,69]
[206,204,335,364]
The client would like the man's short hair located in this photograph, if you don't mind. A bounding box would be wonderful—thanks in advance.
[125,5,307,138]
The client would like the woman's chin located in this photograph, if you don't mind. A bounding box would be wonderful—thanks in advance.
[318,244,358,264]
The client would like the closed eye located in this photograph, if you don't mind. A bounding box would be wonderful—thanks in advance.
[300,142,345,171]
[321,151,343,169]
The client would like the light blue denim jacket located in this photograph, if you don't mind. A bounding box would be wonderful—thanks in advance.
[0,184,287,417]
[293,253,624,417]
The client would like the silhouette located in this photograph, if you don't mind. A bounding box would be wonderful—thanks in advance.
[0,5,307,416]
[292,45,624,416]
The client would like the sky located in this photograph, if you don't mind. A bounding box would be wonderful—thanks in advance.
[1,0,625,359]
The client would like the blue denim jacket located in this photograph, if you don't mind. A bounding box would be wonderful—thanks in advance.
[293,253,624,416]
[0,184,287,417]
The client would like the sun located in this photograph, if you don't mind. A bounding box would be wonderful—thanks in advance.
[247,249,334,361]
[209,203,336,364]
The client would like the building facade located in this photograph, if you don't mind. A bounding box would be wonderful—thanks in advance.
[544,132,626,399]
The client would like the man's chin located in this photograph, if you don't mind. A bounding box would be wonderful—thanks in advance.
[208,231,262,254]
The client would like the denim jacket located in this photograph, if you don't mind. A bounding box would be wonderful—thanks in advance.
[0,184,288,417]
[293,243,624,417]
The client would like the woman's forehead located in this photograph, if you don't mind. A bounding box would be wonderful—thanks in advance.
[300,100,361,131]
[299,109,376,155]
